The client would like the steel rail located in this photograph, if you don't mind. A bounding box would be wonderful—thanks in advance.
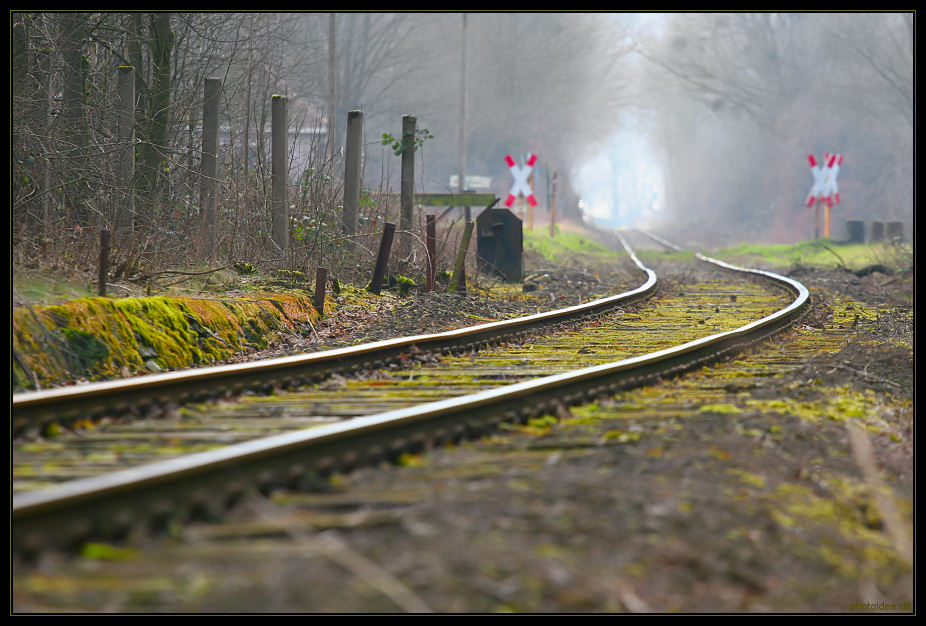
[12,233,809,556]
[633,228,686,252]
[12,239,656,435]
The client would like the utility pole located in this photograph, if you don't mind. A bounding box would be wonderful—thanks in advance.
[326,13,337,164]
[458,13,467,195]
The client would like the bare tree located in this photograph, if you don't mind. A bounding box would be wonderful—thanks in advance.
[639,12,913,243]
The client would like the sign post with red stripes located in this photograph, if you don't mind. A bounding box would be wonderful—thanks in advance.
[805,153,842,239]
[505,154,539,219]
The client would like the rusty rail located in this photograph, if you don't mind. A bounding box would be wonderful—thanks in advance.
[13,233,809,556]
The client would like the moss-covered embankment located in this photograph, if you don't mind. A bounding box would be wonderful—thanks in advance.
[12,292,328,392]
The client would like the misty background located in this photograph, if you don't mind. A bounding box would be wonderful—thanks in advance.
[13,12,913,256]
[296,12,913,245]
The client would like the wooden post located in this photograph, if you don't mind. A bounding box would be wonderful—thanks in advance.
[425,214,436,292]
[399,114,416,260]
[549,172,558,237]
[116,66,134,239]
[314,267,328,313]
[369,222,396,295]
[823,204,831,239]
[813,200,820,239]
[450,221,474,293]
[343,110,363,235]
[271,94,288,254]
[200,77,221,259]
[98,229,110,297]
[527,170,534,230]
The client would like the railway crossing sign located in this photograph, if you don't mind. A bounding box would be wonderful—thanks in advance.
[805,152,843,238]
[828,154,842,206]
[504,153,538,208]
[805,153,842,207]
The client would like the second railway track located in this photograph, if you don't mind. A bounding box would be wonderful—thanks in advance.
[12,233,810,556]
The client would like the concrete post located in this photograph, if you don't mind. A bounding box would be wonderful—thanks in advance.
[845,220,864,244]
[343,110,363,235]
[886,222,904,242]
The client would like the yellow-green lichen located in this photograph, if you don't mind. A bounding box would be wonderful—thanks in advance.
[12,292,327,391]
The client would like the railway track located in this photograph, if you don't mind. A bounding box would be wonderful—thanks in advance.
[12,232,810,557]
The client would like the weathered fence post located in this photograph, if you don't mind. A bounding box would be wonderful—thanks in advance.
[343,110,363,236]
[116,66,134,240]
[450,221,474,293]
[425,214,436,292]
[200,77,221,259]
[271,94,289,254]
[314,267,328,313]
[98,229,110,297]
[399,114,416,261]
[369,222,396,295]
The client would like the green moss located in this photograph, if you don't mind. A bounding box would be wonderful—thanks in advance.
[12,291,326,391]
[63,329,110,374]
[761,478,909,581]
[80,542,138,561]
[699,402,742,414]
[393,274,416,296]
[601,429,644,443]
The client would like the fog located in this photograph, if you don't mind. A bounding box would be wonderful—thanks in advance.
[12,12,913,253]
[289,12,911,245]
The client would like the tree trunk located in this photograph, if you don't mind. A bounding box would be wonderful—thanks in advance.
[60,12,90,226]
[138,12,173,222]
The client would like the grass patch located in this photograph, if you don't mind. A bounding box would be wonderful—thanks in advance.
[635,248,697,265]
[523,227,619,265]
[713,239,911,272]
[13,268,95,305]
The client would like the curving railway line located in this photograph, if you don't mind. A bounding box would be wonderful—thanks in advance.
[12,232,810,558]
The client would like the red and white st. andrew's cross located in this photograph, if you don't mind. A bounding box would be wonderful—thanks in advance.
[504,153,538,208]
[805,153,843,207]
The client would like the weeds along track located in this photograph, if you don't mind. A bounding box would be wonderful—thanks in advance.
[12,233,809,556]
